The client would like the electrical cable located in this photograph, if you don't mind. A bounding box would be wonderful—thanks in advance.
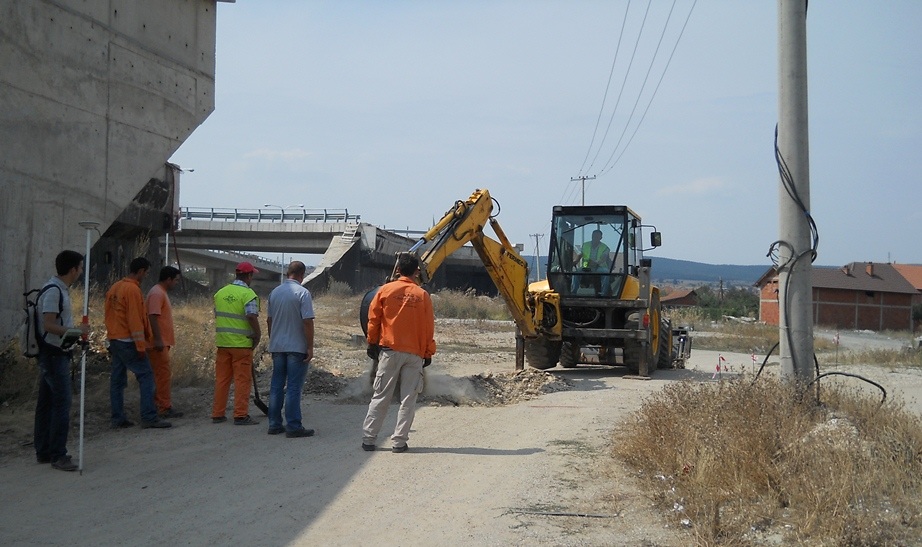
[760,116,882,407]
[598,0,697,177]
[595,0,681,176]
[569,0,697,195]
[577,0,633,178]
[583,0,654,177]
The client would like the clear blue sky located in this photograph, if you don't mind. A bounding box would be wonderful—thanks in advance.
[170,1,921,267]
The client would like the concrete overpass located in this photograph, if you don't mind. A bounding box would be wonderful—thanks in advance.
[169,208,495,296]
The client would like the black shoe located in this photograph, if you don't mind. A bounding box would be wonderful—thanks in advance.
[111,419,135,429]
[267,427,285,435]
[362,443,376,452]
[392,444,408,453]
[159,408,184,419]
[212,416,227,423]
[285,428,315,438]
[234,415,260,426]
[51,455,78,472]
[141,419,172,429]
[36,455,52,464]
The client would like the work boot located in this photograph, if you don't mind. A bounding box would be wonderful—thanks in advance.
[141,418,172,429]
[51,455,78,472]
[285,428,314,438]
[234,415,260,425]
[392,444,409,453]
[159,408,184,419]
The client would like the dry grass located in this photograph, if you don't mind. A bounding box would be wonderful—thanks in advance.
[430,289,512,321]
[613,376,922,545]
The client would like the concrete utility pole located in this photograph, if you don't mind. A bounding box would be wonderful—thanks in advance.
[570,175,596,206]
[777,0,814,384]
[530,233,544,280]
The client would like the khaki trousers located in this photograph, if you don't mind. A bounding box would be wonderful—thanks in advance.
[362,350,424,447]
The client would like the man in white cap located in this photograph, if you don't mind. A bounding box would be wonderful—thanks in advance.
[211,261,262,425]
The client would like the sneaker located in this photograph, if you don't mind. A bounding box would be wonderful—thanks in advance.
[159,408,184,419]
[141,419,172,429]
[212,416,227,424]
[36,455,52,464]
[392,444,409,453]
[111,419,135,429]
[267,427,285,435]
[285,428,315,438]
[234,415,260,426]
[361,443,376,452]
[51,455,78,472]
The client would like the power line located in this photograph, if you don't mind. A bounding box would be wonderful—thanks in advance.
[575,0,699,184]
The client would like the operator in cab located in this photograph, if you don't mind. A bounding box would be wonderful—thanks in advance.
[571,229,612,295]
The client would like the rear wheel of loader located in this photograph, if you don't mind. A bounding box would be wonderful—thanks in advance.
[648,293,663,369]
[623,311,643,374]
[656,318,673,369]
[525,337,562,370]
[559,342,579,368]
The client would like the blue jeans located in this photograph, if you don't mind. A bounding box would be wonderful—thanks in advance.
[109,340,157,424]
[34,348,72,461]
[268,352,309,431]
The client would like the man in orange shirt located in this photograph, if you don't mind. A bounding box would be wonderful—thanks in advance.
[105,257,171,429]
[147,266,183,419]
[362,254,436,453]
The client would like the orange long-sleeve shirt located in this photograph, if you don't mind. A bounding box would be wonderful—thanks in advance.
[104,277,152,353]
[367,276,436,359]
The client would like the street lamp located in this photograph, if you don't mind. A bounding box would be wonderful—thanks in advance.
[263,204,304,281]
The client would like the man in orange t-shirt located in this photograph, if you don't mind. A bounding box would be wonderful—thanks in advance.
[104,257,171,429]
[147,266,182,419]
[361,254,436,453]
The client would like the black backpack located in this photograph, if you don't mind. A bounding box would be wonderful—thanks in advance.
[19,284,63,358]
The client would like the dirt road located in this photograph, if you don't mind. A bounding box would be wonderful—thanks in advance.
[3,323,920,545]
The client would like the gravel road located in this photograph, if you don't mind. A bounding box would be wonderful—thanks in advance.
[2,322,920,545]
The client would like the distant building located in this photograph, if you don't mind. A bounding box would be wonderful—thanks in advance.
[756,262,918,332]
[892,263,922,307]
[661,288,698,308]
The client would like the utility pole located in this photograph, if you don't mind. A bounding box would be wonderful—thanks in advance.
[530,233,544,280]
[570,175,596,206]
[777,0,814,384]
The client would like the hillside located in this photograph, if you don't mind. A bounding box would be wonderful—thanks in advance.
[651,257,769,285]
[523,256,770,286]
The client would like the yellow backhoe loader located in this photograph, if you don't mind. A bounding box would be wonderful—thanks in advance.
[362,188,674,374]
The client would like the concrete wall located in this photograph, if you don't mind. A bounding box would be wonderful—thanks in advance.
[0,0,218,343]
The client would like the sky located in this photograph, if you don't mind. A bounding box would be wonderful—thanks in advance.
[170,1,922,267]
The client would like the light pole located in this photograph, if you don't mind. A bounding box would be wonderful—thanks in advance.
[263,203,303,282]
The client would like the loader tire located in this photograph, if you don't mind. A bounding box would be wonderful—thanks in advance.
[622,311,643,374]
[656,318,673,370]
[525,337,561,370]
[559,342,579,368]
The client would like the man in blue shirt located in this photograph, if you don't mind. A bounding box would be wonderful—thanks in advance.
[34,250,89,472]
[266,261,315,438]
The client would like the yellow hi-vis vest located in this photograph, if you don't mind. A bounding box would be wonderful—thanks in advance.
[214,283,259,348]
[580,241,610,269]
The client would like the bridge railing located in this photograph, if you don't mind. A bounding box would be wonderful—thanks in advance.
[180,207,360,223]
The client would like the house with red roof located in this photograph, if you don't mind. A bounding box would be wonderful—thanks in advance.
[755,262,918,332]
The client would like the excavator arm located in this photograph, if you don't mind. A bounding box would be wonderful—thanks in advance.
[396,188,539,338]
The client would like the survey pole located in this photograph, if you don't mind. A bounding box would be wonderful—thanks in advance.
[77,220,99,474]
